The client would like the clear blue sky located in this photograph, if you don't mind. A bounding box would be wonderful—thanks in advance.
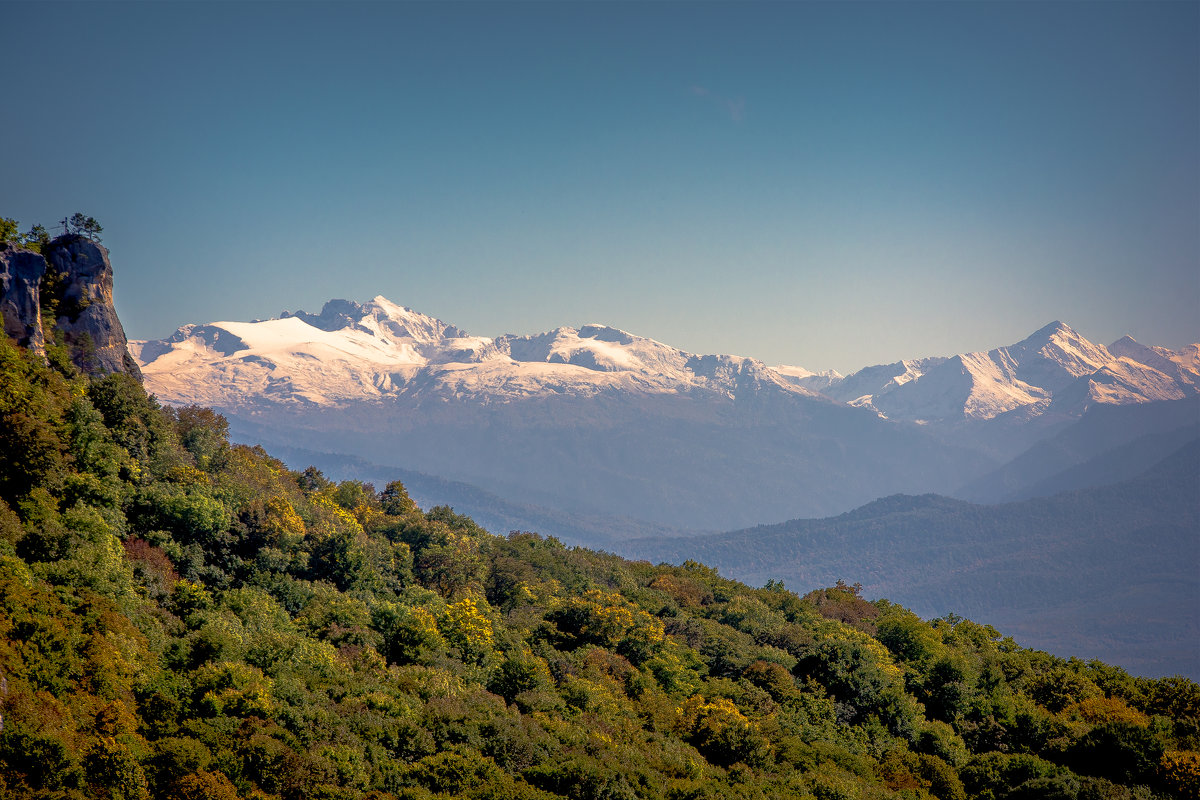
[2,1,1196,372]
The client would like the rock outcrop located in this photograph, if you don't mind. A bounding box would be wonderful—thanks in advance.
[42,236,141,378]
[0,235,140,378]
[0,242,46,353]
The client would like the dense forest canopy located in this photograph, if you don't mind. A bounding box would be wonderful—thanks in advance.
[0,263,1198,799]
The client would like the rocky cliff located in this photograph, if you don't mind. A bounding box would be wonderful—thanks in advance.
[42,236,141,378]
[0,242,46,353]
[0,235,139,378]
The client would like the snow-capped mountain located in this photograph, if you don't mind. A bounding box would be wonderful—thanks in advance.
[134,299,1196,421]
[130,297,990,530]
[130,300,1198,537]
[131,296,817,409]
[810,321,1199,422]
[1109,336,1200,392]
[770,364,844,393]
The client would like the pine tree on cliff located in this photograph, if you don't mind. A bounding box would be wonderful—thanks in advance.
[58,213,102,242]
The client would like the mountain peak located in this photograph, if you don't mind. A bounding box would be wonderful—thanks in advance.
[1019,320,1079,346]
[279,298,365,332]
[133,301,1195,427]
[1021,323,1119,364]
[577,324,640,346]
[821,320,1178,422]
[1005,320,1112,383]
[280,296,467,341]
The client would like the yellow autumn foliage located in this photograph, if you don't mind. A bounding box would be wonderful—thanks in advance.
[440,596,495,664]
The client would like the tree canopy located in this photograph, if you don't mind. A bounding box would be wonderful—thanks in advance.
[1,214,94,251]
[0,312,1196,800]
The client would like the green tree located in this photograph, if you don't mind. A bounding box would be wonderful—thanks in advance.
[679,695,771,767]
[1067,721,1166,786]
[22,224,49,252]
[372,600,445,664]
[380,479,418,516]
[166,405,229,471]
[85,736,149,800]
[87,373,178,476]
[65,212,103,242]
[307,527,370,591]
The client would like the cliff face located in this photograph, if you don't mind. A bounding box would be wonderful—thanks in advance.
[0,242,46,353]
[42,236,142,379]
[0,235,140,379]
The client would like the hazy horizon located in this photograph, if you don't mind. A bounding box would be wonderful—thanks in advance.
[2,1,1197,373]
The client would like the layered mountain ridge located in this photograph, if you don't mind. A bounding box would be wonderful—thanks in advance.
[51,280,1200,677]
[129,297,1199,534]
[132,296,817,408]
[815,320,1197,422]
[129,298,976,529]
[133,298,1197,422]
[624,439,1200,678]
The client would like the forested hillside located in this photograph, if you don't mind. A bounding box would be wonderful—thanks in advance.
[1,320,1198,799]
[626,447,1200,680]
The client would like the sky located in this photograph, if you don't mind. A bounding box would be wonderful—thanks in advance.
[2,1,1197,373]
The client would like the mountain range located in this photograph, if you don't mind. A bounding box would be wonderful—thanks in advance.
[5,259,1195,797]
[133,297,1198,421]
[5,235,1194,678]
[130,297,1199,535]
[625,440,1200,678]
[133,296,823,408]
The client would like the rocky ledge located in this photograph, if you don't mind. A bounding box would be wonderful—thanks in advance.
[0,235,140,378]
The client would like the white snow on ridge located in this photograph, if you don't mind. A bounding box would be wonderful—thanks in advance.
[1109,336,1200,392]
[956,351,1050,420]
[994,321,1115,393]
[772,365,844,394]
[773,365,817,379]
[1174,344,1200,372]
[133,297,819,408]
[132,298,1200,421]
[807,321,1197,423]
[1077,357,1187,406]
[886,360,928,388]
[498,324,690,377]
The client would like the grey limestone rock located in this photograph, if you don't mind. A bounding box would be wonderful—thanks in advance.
[42,235,142,378]
[0,242,47,353]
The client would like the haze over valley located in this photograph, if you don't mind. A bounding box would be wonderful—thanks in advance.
[129,296,1200,676]
[131,296,1199,526]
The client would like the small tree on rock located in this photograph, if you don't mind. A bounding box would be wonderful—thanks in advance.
[22,224,49,252]
[0,217,18,243]
[62,213,103,242]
